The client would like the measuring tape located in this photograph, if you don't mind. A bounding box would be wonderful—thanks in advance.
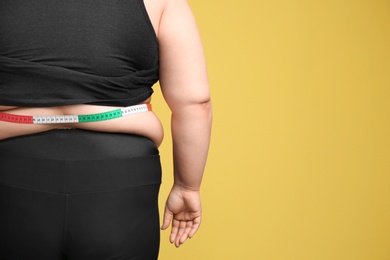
[0,104,151,124]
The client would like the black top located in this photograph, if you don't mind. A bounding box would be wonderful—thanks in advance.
[0,0,159,107]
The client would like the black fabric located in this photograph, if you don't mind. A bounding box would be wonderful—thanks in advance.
[0,0,159,107]
[0,130,162,260]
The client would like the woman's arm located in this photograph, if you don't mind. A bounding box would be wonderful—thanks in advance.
[158,0,212,247]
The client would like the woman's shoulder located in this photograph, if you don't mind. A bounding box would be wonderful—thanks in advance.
[144,0,194,39]
[143,0,166,38]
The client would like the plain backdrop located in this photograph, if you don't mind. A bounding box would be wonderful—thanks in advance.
[154,0,390,259]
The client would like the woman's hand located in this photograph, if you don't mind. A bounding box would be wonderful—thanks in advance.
[161,185,202,247]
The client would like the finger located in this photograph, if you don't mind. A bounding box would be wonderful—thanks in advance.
[170,219,180,244]
[179,221,193,244]
[175,220,187,247]
[161,208,173,230]
[188,216,201,238]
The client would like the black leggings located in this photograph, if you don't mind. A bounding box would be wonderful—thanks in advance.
[0,129,162,260]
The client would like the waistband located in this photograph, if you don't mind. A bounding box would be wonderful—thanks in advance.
[0,152,161,194]
[0,103,151,124]
[0,129,161,194]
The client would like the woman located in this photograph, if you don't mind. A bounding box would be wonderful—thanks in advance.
[0,0,212,259]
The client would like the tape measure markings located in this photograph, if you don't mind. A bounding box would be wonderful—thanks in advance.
[0,104,151,124]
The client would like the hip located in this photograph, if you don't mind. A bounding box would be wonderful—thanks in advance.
[0,129,162,193]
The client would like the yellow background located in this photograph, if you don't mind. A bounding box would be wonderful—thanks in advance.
[154,0,390,259]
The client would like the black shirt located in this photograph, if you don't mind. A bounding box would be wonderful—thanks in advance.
[0,0,159,107]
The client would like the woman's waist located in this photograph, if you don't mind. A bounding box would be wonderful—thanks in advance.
[0,103,164,146]
[0,97,153,114]
[0,103,151,123]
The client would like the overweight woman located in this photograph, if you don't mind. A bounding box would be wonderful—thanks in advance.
[0,0,212,259]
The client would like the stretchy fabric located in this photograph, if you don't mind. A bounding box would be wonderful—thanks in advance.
[0,130,162,260]
[0,0,159,107]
